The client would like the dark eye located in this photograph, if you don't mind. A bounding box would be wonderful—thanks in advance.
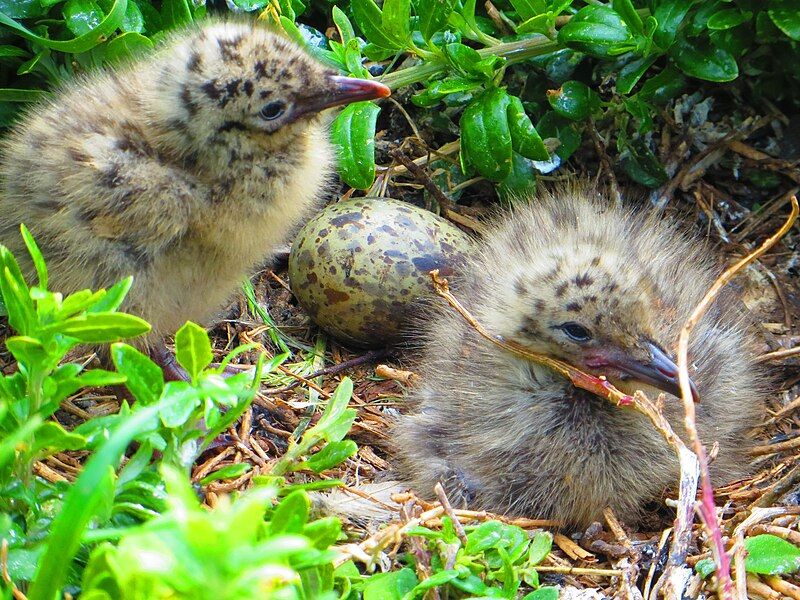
[259,101,286,121]
[560,322,592,342]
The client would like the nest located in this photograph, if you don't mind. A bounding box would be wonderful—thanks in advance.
[11,94,800,599]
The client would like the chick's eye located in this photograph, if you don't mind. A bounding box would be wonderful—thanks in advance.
[560,322,592,342]
[259,101,286,121]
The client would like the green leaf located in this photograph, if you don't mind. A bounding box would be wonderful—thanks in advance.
[466,521,506,553]
[174,321,212,381]
[523,587,560,600]
[363,567,418,599]
[332,5,356,44]
[87,277,133,313]
[498,152,537,201]
[0,246,35,334]
[331,101,381,190]
[695,557,715,579]
[56,289,105,319]
[547,80,600,120]
[303,516,343,550]
[638,65,686,104]
[111,343,164,405]
[527,531,553,565]
[669,36,738,82]
[509,0,544,21]
[536,111,581,161]
[198,462,251,484]
[42,312,151,342]
[653,0,692,49]
[63,0,105,37]
[707,8,752,30]
[312,377,355,440]
[407,569,460,595]
[0,89,49,102]
[745,534,800,575]
[297,440,358,473]
[19,224,46,289]
[269,490,310,535]
[768,0,800,40]
[517,13,554,35]
[619,135,668,187]
[460,88,514,181]
[507,95,549,160]
[121,0,144,32]
[612,0,643,34]
[617,54,658,94]
[105,32,153,62]
[158,381,200,427]
[0,0,46,19]
[160,0,192,29]
[31,421,86,454]
[419,0,455,40]
[5,336,47,367]
[0,0,127,53]
[351,0,402,49]
[382,0,411,45]
[557,5,635,58]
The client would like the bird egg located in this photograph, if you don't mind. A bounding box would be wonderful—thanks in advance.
[288,198,473,348]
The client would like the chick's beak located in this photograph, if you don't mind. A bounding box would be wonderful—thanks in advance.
[294,76,390,117]
[607,341,700,403]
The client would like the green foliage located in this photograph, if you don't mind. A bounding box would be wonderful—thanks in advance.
[79,468,345,600]
[695,534,800,579]
[1,1,799,192]
[380,521,557,598]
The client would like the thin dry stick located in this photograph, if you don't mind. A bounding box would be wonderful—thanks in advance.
[434,482,468,546]
[676,196,799,600]
[757,347,800,363]
[429,271,635,408]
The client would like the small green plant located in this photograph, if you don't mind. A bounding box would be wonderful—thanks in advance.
[0,223,148,498]
[80,467,347,600]
[696,534,800,579]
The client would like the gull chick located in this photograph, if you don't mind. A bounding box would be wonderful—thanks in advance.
[394,182,765,528]
[0,20,389,375]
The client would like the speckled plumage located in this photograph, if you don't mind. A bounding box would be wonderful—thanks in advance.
[0,20,386,351]
[394,181,766,528]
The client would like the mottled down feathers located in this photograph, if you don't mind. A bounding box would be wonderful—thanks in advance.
[394,181,765,527]
[0,20,335,348]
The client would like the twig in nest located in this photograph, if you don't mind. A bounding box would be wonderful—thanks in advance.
[756,346,800,363]
[434,482,468,546]
[390,148,452,214]
[263,349,389,394]
[676,195,799,600]
[429,270,635,407]
[375,364,420,386]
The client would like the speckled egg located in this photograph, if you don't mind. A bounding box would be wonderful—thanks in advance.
[288,197,473,348]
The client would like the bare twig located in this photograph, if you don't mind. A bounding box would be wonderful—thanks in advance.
[676,195,799,600]
[430,271,635,408]
[390,148,453,214]
[434,482,468,546]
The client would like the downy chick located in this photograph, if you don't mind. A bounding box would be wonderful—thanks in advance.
[0,20,389,374]
[394,181,765,528]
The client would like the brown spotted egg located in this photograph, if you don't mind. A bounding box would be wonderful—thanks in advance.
[288,197,473,348]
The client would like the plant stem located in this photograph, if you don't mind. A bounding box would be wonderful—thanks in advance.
[380,36,560,90]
